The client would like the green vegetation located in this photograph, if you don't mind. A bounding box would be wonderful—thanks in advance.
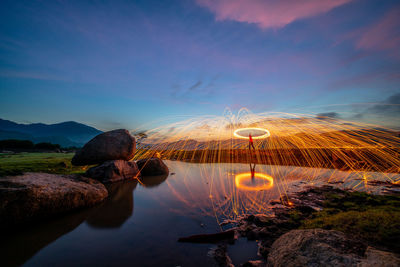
[301,191,400,251]
[0,152,88,177]
[0,139,63,150]
[0,139,34,150]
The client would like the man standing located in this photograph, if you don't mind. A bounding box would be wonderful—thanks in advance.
[249,133,255,151]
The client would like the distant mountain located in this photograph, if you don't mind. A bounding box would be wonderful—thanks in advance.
[0,119,103,147]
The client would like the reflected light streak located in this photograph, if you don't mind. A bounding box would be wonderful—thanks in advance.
[235,172,274,191]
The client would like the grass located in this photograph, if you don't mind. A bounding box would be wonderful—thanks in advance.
[300,191,400,252]
[0,152,88,177]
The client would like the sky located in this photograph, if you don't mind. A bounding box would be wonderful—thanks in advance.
[0,0,399,131]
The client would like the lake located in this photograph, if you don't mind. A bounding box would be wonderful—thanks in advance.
[2,161,399,267]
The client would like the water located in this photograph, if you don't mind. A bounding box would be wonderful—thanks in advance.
[2,161,399,267]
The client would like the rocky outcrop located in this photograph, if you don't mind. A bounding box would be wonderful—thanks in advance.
[85,160,139,183]
[267,229,400,267]
[359,246,400,267]
[72,129,136,166]
[136,157,169,176]
[208,244,234,267]
[0,173,108,226]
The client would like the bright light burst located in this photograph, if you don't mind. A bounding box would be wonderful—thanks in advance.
[133,108,400,221]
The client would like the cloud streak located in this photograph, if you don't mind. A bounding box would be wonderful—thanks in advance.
[196,0,352,29]
[356,7,400,53]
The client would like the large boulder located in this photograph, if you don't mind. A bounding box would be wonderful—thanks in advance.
[267,229,400,267]
[85,160,139,183]
[0,173,108,226]
[267,229,366,267]
[72,129,136,166]
[136,157,169,176]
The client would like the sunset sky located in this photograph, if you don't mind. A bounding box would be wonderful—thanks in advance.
[1,0,399,130]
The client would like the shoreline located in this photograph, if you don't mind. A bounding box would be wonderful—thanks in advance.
[179,184,400,266]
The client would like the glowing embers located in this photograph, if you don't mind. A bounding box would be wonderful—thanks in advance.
[233,127,270,139]
[235,172,274,191]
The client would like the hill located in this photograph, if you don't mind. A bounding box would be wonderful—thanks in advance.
[0,119,102,147]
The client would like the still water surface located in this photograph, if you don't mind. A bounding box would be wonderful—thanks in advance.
[2,161,398,267]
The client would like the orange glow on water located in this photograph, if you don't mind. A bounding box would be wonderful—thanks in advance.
[235,172,274,191]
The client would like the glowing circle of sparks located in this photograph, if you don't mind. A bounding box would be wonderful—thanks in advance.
[235,172,274,191]
[233,127,270,139]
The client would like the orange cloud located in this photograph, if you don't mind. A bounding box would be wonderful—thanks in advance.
[197,0,352,29]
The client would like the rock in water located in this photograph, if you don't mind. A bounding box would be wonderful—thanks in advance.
[0,173,108,226]
[136,157,169,176]
[71,129,136,166]
[85,160,139,183]
[267,229,367,267]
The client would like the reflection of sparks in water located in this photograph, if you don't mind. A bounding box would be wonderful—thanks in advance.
[233,127,270,139]
[235,172,274,191]
[161,161,400,223]
[132,108,400,221]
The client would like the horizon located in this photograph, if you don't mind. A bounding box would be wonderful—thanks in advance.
[1,0,400,131]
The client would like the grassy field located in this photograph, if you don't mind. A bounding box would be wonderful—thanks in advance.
[0,152,89,177]
[299,191,400,252]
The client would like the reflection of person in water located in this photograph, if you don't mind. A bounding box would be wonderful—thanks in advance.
[249,133,255,151]
[250,163,256,182]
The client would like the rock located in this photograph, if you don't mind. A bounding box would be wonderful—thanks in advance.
[71,129,136,166]
[267,229,367,267]
[136,157,169,176]
[208,244,234,267]
[0,173,108,226]
[178,229,236,243]
[359,247,400,267]
[254,214,272,226]
[85,160,139,183]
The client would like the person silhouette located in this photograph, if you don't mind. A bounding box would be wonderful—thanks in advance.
[249,133,256,151]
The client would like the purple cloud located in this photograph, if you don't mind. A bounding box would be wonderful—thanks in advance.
[196,0,352,29]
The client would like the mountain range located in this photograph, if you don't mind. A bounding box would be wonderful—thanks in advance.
[0,119,102,147]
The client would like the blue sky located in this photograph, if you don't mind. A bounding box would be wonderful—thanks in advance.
[1,0,399,130]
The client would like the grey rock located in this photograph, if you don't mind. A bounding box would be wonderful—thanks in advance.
[208,244,234,267]
[267,229,366,267]
[72,129,136,166]
[358,247,400,267]
[0,173,108,226]
[136,157,169,176]
[85,160,139,183]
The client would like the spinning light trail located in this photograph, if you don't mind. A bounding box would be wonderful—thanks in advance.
[132,108,400,221]
[233,127,270,139]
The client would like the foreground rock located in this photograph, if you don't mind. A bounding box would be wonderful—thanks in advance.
[85,160,139,183]
[136,157,169,176]
[267,229,400,267]
[359,246,400,267]
[0,173,108,226]
[72,129,136,166]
